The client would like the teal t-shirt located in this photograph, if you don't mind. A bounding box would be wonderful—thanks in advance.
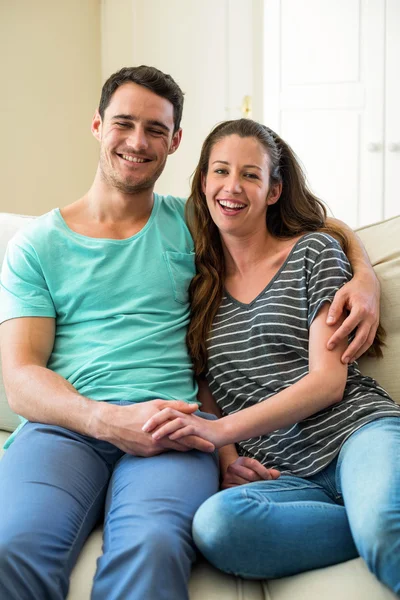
[0,194,198,446]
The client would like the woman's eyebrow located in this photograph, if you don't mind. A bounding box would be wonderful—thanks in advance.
[211,160,262,171]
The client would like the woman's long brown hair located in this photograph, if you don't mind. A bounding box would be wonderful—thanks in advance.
[185,119,384,375]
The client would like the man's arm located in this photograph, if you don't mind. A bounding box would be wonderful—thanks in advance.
[325,217,380,363]
[0,317,213,455]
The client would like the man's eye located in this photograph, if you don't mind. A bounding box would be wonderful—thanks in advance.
[149,129,164,136]
[116,122,130,127]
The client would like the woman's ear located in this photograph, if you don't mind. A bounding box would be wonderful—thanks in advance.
[267,182,282,206]
[201,173,207,195]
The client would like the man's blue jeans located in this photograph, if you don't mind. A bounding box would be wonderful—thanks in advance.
[193,417,400,596]
[0,413,219,600]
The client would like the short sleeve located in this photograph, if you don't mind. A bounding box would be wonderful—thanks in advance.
[0,236,56,323]
[307,236,352,327]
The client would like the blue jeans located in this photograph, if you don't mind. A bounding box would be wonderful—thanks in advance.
[0,414,219,600]
[192,417,400,596]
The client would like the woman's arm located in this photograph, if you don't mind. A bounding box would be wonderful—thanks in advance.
[196,377,239,471]
[196,378,279,485]
[325,217,380,363]
[143,303,348,448]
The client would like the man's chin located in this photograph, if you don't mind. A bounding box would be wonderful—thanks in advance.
[105,172,157,195]
[115,178,155,195]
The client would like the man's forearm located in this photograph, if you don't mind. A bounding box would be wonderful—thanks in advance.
[327,217,374,275]
[4,364,104,438]
[4,365,215,455]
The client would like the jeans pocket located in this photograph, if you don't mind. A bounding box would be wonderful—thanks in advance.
[164,251,196,304]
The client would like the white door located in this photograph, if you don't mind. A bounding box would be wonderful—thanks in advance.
[101,0,256,198]
[263,0,386,227]
[384,0,400,219]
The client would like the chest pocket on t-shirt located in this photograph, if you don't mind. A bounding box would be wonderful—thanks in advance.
[164,251,196,304]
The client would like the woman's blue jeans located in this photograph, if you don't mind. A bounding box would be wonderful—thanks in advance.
[0,412,219,600]
[193,417,400,596]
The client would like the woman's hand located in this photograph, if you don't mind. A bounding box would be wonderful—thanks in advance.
[222,457,280,489]
[326,268,380,363]
[142,408,223,448]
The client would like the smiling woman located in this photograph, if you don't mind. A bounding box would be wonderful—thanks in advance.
[142,118,400,595]
[203,135,281,233]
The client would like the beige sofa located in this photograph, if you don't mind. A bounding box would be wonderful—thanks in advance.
[0,212,399,600]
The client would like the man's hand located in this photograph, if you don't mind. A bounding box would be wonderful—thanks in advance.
[326,269,380,363]
[222,457,280,489]
[93,400,215,456]
[142,407,222,448]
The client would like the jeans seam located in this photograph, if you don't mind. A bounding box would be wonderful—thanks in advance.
[242,484,343,515]
[56,480,109,594]
[317,470,342,502]
[243,482,321,496]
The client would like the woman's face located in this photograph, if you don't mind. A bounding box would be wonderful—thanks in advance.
[202,134,280,238]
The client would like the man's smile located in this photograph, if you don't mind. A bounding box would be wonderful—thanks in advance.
[117,153,152,164]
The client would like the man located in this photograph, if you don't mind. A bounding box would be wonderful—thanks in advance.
[0,66,380,600]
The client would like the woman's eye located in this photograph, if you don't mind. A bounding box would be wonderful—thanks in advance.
[215,169,228,175]
[244,173,259,179]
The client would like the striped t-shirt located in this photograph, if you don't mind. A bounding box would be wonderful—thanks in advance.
[206,232,400,477]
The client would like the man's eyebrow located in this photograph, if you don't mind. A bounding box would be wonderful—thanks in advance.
[112,114,171,133]
[212,160,262,171]
[147,119,171,133]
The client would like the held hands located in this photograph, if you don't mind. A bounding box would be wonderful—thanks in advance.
[95,400,215,457]
[326,269,380,363]
[142,407,221,448]
[141,408,281,488]
[221,457,280,489]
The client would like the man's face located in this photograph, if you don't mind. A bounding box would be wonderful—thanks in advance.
[92,82,182,194]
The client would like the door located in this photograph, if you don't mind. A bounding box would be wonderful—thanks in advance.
[263,0,387,227]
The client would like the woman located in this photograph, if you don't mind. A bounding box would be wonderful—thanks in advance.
[142,119,400,594]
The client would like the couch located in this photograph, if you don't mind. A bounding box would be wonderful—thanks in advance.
[0,212,399,600]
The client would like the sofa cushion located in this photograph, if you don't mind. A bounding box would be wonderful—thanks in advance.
[0,213,34,432]
[356,215,400,405]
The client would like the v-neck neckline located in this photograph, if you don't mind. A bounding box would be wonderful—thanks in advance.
[224,234,307,309]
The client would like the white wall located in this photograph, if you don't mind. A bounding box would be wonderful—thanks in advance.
[0,0,263,214]
[0,1,101,215]
[101,0,263,198]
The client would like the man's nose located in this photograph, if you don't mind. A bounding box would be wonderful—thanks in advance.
[126,127,149,151]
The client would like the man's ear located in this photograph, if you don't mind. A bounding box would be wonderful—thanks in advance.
[91,109,102,142]
[168,128,183,155]
[267,182,282,206]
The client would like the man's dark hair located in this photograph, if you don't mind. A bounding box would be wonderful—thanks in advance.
[99,66,184,133]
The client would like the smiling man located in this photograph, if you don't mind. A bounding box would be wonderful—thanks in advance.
[0,66,219,600]
[0,66,382,600]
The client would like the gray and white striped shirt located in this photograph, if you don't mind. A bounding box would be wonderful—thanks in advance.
[206,233,400,477]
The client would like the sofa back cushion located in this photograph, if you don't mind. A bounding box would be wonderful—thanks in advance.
[356,216,400,405]
[0,214,34,432]
[0,213,399,433]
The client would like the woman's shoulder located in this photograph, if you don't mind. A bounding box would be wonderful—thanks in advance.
[293,231,344,258]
